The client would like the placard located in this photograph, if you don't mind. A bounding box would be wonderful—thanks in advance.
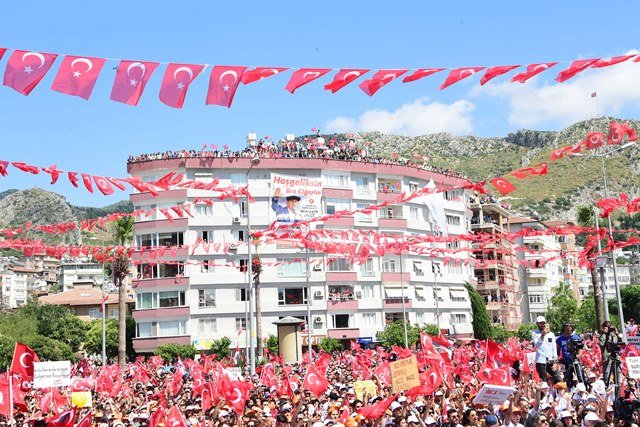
[390,356,420,393]
[33,361,71,389]
[473,384,515,405]
[354,380,377,401]
[626,356,640,379]
[71,391,93,408]
[628,336,640,347]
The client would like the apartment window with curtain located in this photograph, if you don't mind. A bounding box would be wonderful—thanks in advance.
[327,258,352,272]
[382,258,397,272]
[277,260,308,277]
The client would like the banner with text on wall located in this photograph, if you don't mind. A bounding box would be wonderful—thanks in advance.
[270,173,323,241]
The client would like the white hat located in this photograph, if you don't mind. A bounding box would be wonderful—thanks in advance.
[407,416,420,424]
[576,383,587,392]
[540,382,549,389]
[414,401,425,408]
[390,402,402,411]
[313,423,324,427]
[323,420,336,426]
[398,396,407,403]
[425,417,437,425]
[559,411,572,419]
[282,403,292,411]
[219,410,229,417]
[435,390,443,396]
[584,412,600,421]
[540,403,551,410]
[536,315,546,323]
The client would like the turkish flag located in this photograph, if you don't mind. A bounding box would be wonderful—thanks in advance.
[241,67,288,84]
[357,395,396,420]
[93,176,115,195]
[510,62,557,83]
[511,163,548,179]
[302,364,328,397]
[489,177,516,196]
[408,365,442,398]
[608,122,626,145]
[205,65,246,107]
[477,363,512,386]
[440,67,484,90]
[359,69,408,96]
[555,59,599,83]
[260,363,277,388]
[110,60,160,106]
[107,177,127,191]
[549,145,574,161]
[51,55,106,100]
[583,131,605,150]
[10,342,40,379]
[68,172,79,188]
[76,411,92,427]
[12,161,40,174]
[0,161,8,177]
[0,48,6,61]
[220,378,252,414]
[3,50,58,95]
[373,361,392,386]
[0,378,10,418]
[45,407,76,427]
[324,68,368,93]
[149,406,165,427]
[81,174,94,193]
[592,55,636,68]
[42,165,63,184]
[159,63,205,108]
[480,65,520,85]
[285,68,331,93]
[402,68,445,83]
[165,405,187,427]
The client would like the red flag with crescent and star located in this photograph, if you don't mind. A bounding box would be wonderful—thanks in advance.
[359,69,408,96]
[0,48,6,61]
[402,68,445,83]
[75,411,92,427]
[206,65,247,107]
[592,55,636,68]
[439,67,485,90]
[165,405,187,427]
[511,163,548,179]
[480,65,520,85]
[220,377,252,414]
[582,131,606,150]
[51,55,106,100]
[93,176,115,196]
[285,68,331,93]
[110,60,160,106]
[510,62,557,83]
[324,68,369,93]
[0,377,10,418]
[357,395,397,420]
[489,177,516,196]
[159,63,205,108]
[3,50,58,95]
[45,408,76,427]
[241,67,289,84]
[555,59,599,83]
[302,364,329,397]
[10,342,39,379]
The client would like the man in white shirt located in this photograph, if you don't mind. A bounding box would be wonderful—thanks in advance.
[531,315,557,384]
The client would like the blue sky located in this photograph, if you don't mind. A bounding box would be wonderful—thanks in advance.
[1,1,640,207]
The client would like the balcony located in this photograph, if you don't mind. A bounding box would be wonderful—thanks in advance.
[130,189,188,203]
[132,246,189,261]
[326,272,358,282]
[378,218,407,228]
[132,276,190,289]
[525,268,547,278]
[323,217,355,227]
[327,298,359,311]
[327,328,360,339]
[134,217,189,231]
[377,191,401,203]
[383,297,412,309]
[133,335,191,353]
[381,272,411,283]
[323,188,353,198]
[132,306,190,321]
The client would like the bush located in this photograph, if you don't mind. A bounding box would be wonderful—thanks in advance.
[378,321,419,348]
[206,337,232,360]
[420,324,440,336]
[489,326,512,343]
[516,323,537,341]
[318,337,343,353]
[155,344,196,361]
[0,336,16,368]
[25,335,75,362]
[265,335,278,355]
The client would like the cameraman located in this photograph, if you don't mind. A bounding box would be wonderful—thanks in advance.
[556,323,581,386]
[598,320,622,388]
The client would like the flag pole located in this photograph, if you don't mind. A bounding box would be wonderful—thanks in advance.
[8,367,13,426]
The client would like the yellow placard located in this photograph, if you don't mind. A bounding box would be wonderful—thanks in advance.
[390,356,420,393]
[71,391,93,408]
[353,380,377,402]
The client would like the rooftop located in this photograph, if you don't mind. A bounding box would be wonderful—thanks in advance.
[39,288,132,306]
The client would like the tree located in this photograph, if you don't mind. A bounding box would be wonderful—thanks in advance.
[379,321,419,348]
[464,282,491,340]
[608,285,640,325]
[576,206,605,328]
[265,334,278,355]
[25,335,74,362]
[319,337,343,353]
[516,323,537,341]
[420,324,440,336]
[155,344,196,361]
[112,216,134,369]
[206,337,232,360]
[576,293,598,333]
[545,283,578,333]
[252,250,263,362]
[85,319,119,359]
[489,326,512,343]
[0,336,16,368]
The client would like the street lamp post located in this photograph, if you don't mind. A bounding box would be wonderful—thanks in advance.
[101,267,106,366]
[399,252,408,348]
[305,247,312,360]
[432,262,441,329]
[570,141,636,341]
[245,144,261,376]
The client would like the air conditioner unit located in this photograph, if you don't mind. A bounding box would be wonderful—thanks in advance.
[314,290,323,298]
[356,291,363,299]
[233,217,241,224]
[228,244,238,251]
[362,271,375,277]
[313,265,322,271]
[314,316,323,323]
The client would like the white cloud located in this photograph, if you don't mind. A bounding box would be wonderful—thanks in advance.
[325,98,476,136]
[473,51,640,127]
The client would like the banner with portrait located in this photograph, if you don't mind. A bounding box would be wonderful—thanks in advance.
[270,173,323,234]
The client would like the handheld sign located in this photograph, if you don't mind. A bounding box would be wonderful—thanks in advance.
[473,384,515,405]
[33,361,71,389]
[390,356,420,393]
[626,356,640,379]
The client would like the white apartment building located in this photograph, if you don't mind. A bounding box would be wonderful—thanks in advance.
[59,260,105,291]
[2,265,40,308]
[578,263,632,300]
[127,154,475,353]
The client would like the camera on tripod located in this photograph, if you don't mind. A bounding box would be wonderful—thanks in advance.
[604,341,621,354]
[567,336,584,354]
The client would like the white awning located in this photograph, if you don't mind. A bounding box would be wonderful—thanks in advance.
[414,286,427,298]
[449,289,468,298]
[384,288,404,298]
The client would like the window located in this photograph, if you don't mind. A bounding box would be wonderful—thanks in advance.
[359,259,374,277]
[198,319,216,335]
[158,232,183,246]
[239,258,248,273]
[385,312,407,323]
[198,289,216,307]
[230,173,246,185]
[158,320,186,336]
[195,172,214,183]
[137,293,155,309]
[278,288,308,305]
[201,260,214,274]
[137,233,156,247]
[159,263,183,278]
[236,230,246,242]
[332,314,352,328]
[159,291,186,308]
[449,289,468,302]
[325,174,349,188]
[409,207,420,220]
[434,287,445,302]
[446,215,461,226]
[529,294,544,304]
[382,258,397,273]
[356,203,373,222]
[413,261,424,276]
[328,258,352,272]
[362,312,377,327]
[88,307,101,319]
[240,201,248,216]
[195,204,213,216]
[447,264,463,275]
[277,260,307,277]
[409,182,419,193]
[355,176,371,194]
[236,288,248,301]
[444,190,462,201]
[415,312,425,325]
[446,241,460,250]
[326,198,350,215]
[360,284,375,299]
[450,313,467,324]
[137,322,154,338]
[108,308,118,319]
[236,317,247,330]
[198,230,213,243]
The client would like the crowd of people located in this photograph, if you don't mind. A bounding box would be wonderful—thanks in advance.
[126,137,469,181]
[6,319,640,427]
